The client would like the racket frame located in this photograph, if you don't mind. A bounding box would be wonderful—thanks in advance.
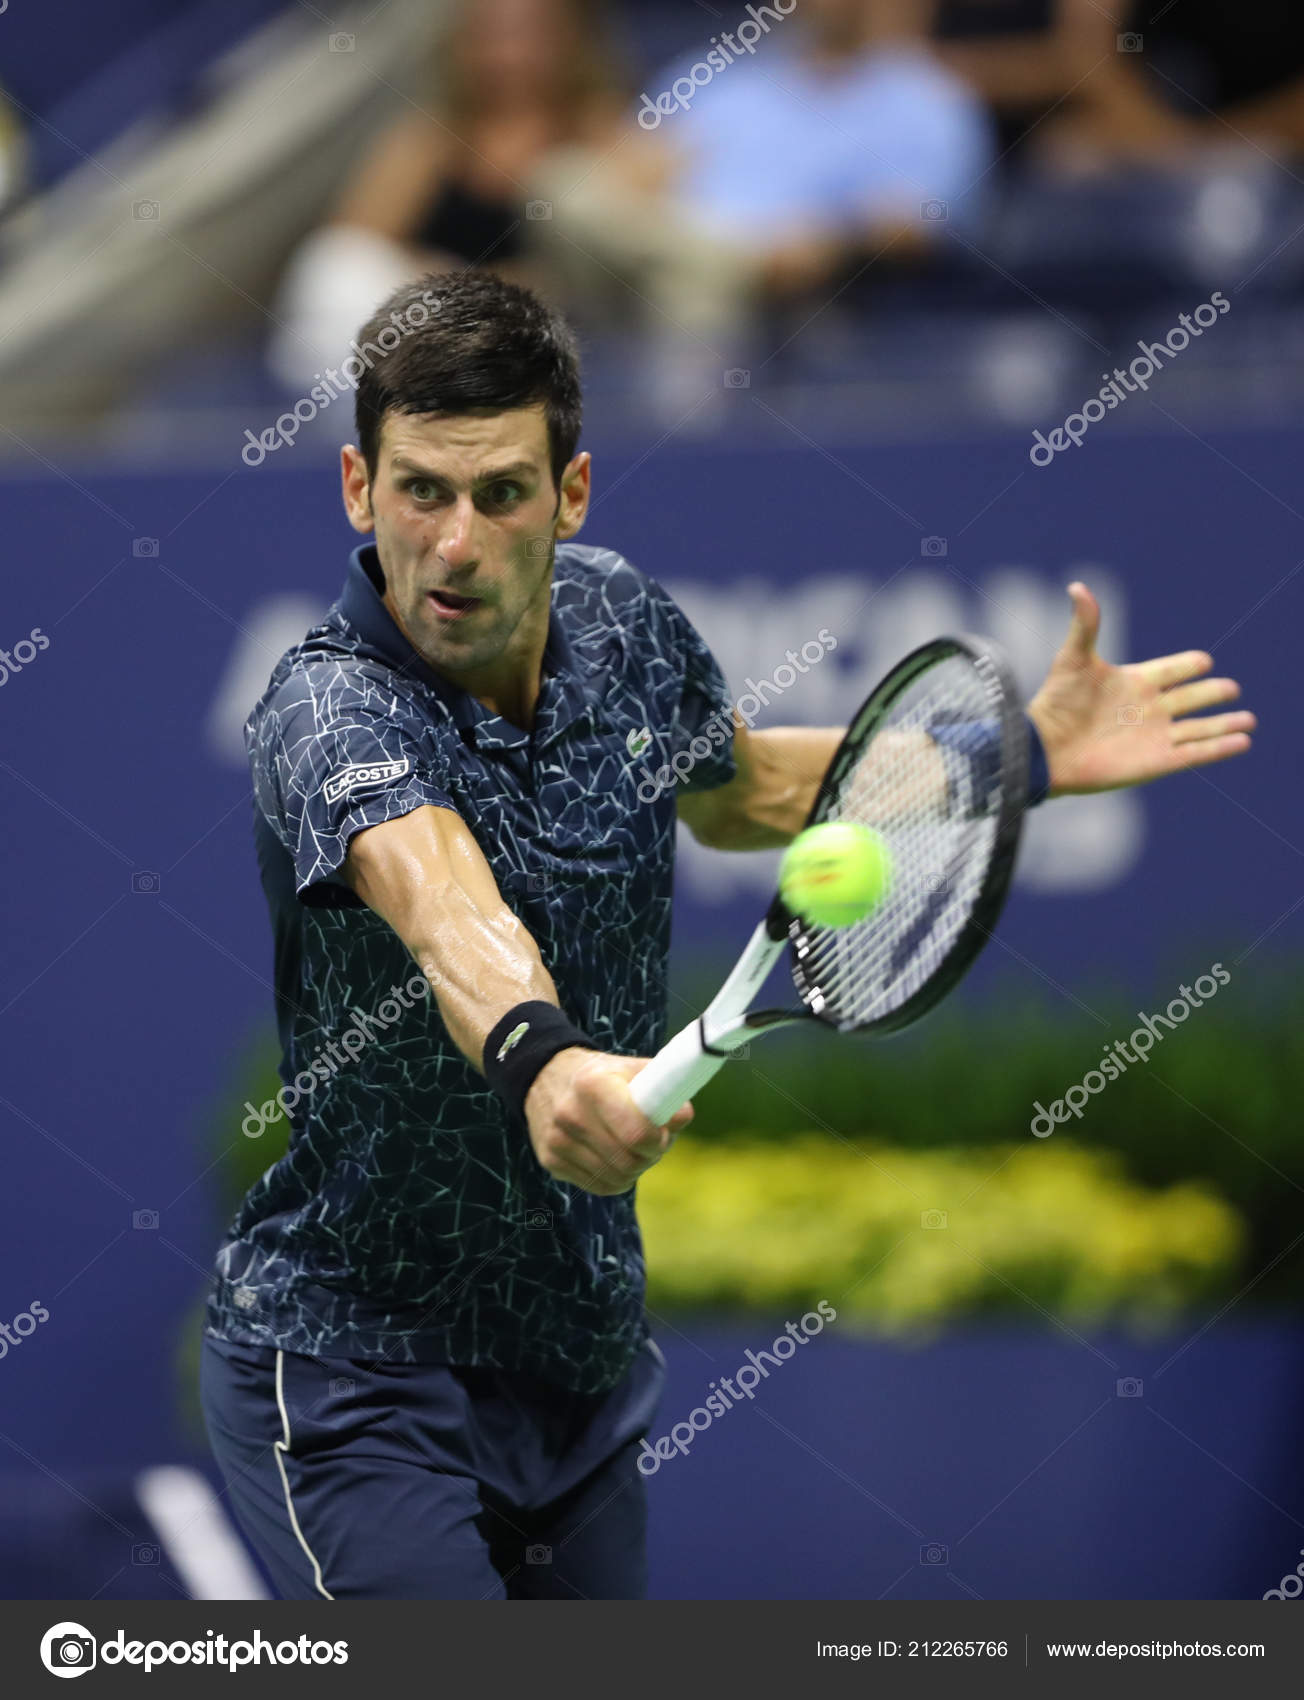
[629,634,1028,1124]
[788,634,1028,1035]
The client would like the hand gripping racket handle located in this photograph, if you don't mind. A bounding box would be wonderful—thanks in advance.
[629,1019,729,1126]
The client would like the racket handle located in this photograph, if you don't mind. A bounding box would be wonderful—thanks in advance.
[629,1020,728,1126]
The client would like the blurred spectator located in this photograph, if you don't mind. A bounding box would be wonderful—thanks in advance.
[936,1,1304,172]
[0,89,27,222]
[661,0,991,273]
[933,1,1097,160]
[0,0,291,195]
[269,0,629,391]
[528,0,993,408]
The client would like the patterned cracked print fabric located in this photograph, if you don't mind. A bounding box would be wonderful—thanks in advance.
[203,542,736,1393]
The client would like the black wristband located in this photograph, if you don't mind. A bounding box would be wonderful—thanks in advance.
[482,1001,594,1125]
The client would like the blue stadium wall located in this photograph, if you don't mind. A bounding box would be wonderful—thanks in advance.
[2,421,1300,1598]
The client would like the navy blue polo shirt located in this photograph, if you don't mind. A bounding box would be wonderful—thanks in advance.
[204,542,736,1394]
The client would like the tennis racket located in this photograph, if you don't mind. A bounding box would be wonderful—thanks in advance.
[630,634,1029,1125]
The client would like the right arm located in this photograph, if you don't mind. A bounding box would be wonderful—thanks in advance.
[343,804,689,1196]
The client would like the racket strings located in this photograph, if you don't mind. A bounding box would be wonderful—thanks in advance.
[794,654,1006,1029]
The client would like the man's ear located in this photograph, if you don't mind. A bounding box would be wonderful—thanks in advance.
[341,444,375,534]
[554,451,591,541]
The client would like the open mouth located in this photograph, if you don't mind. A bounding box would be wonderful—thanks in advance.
[427,588,482,622]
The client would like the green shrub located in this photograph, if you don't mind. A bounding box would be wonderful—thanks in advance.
[206,957,1297,1327]
[638,1135,1244,1336]
[672,961,1303,1303]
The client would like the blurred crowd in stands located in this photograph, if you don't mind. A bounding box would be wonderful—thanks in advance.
[4,0,1304,437]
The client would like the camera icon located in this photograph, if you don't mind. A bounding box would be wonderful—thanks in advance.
[527,871,552,892]
[921,1209,948,1230]
[132,1542,161,1565]
[329,1376,355,1397]
[133,200,160,221]
[723,368,750,389]
[526,537,552,557]
[1116,1376,1144,1398]
[132,1209,159,1230]
[526,1208,553,1230]
[329,32,355,51]
[133,537,159,558]
[921,871,948,894]
[920,535,948,557]
[920,200,948,222]
[525,1544,552,1565]
[920,1543,949,1565]
[132,871,160,895]
[1117,32,1143,52]
[46,1631,96,1673]
[526,200,553,220]
[1116,704,1142,725]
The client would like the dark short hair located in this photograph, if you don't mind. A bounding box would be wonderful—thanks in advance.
[352,271,582,491]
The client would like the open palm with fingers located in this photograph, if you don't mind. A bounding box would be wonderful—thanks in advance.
[1027,582,1256,797]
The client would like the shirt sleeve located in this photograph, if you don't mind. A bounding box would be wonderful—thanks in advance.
[249,663,457,901]
[837,68,993,232]
[650,580,738,795]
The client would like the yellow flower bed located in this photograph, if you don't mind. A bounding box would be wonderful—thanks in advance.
[638,1136,1244,1338]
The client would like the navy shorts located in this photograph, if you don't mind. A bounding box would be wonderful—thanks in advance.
[199,1330,665,1600]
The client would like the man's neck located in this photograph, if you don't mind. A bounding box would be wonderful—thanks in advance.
[382,587,552,734]
[464,652,545,733]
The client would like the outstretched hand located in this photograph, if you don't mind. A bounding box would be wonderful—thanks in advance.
[1027,583,1255,797]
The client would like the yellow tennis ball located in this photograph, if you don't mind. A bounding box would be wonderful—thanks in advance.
[779,821,893,928]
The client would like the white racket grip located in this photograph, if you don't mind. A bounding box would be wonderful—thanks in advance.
[629,1020,726,1126]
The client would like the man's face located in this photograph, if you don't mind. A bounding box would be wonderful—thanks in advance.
[341,403,589,685]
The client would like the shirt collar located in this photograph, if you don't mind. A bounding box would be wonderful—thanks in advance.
[337,544,597,754]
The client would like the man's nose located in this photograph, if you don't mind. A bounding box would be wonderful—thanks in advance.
[437,498,479,572]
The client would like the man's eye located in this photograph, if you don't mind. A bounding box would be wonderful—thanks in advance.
[408,480,439,502]
[485,483,522,506]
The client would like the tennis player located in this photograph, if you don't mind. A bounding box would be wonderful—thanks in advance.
[199,270,1254,1600]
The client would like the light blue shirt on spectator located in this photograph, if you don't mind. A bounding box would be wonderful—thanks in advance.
[659,40,993,239]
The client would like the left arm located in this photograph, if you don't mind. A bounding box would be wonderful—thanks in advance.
[678,582,1255,850]
[678,720,953,847]
[677,717,842,850]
